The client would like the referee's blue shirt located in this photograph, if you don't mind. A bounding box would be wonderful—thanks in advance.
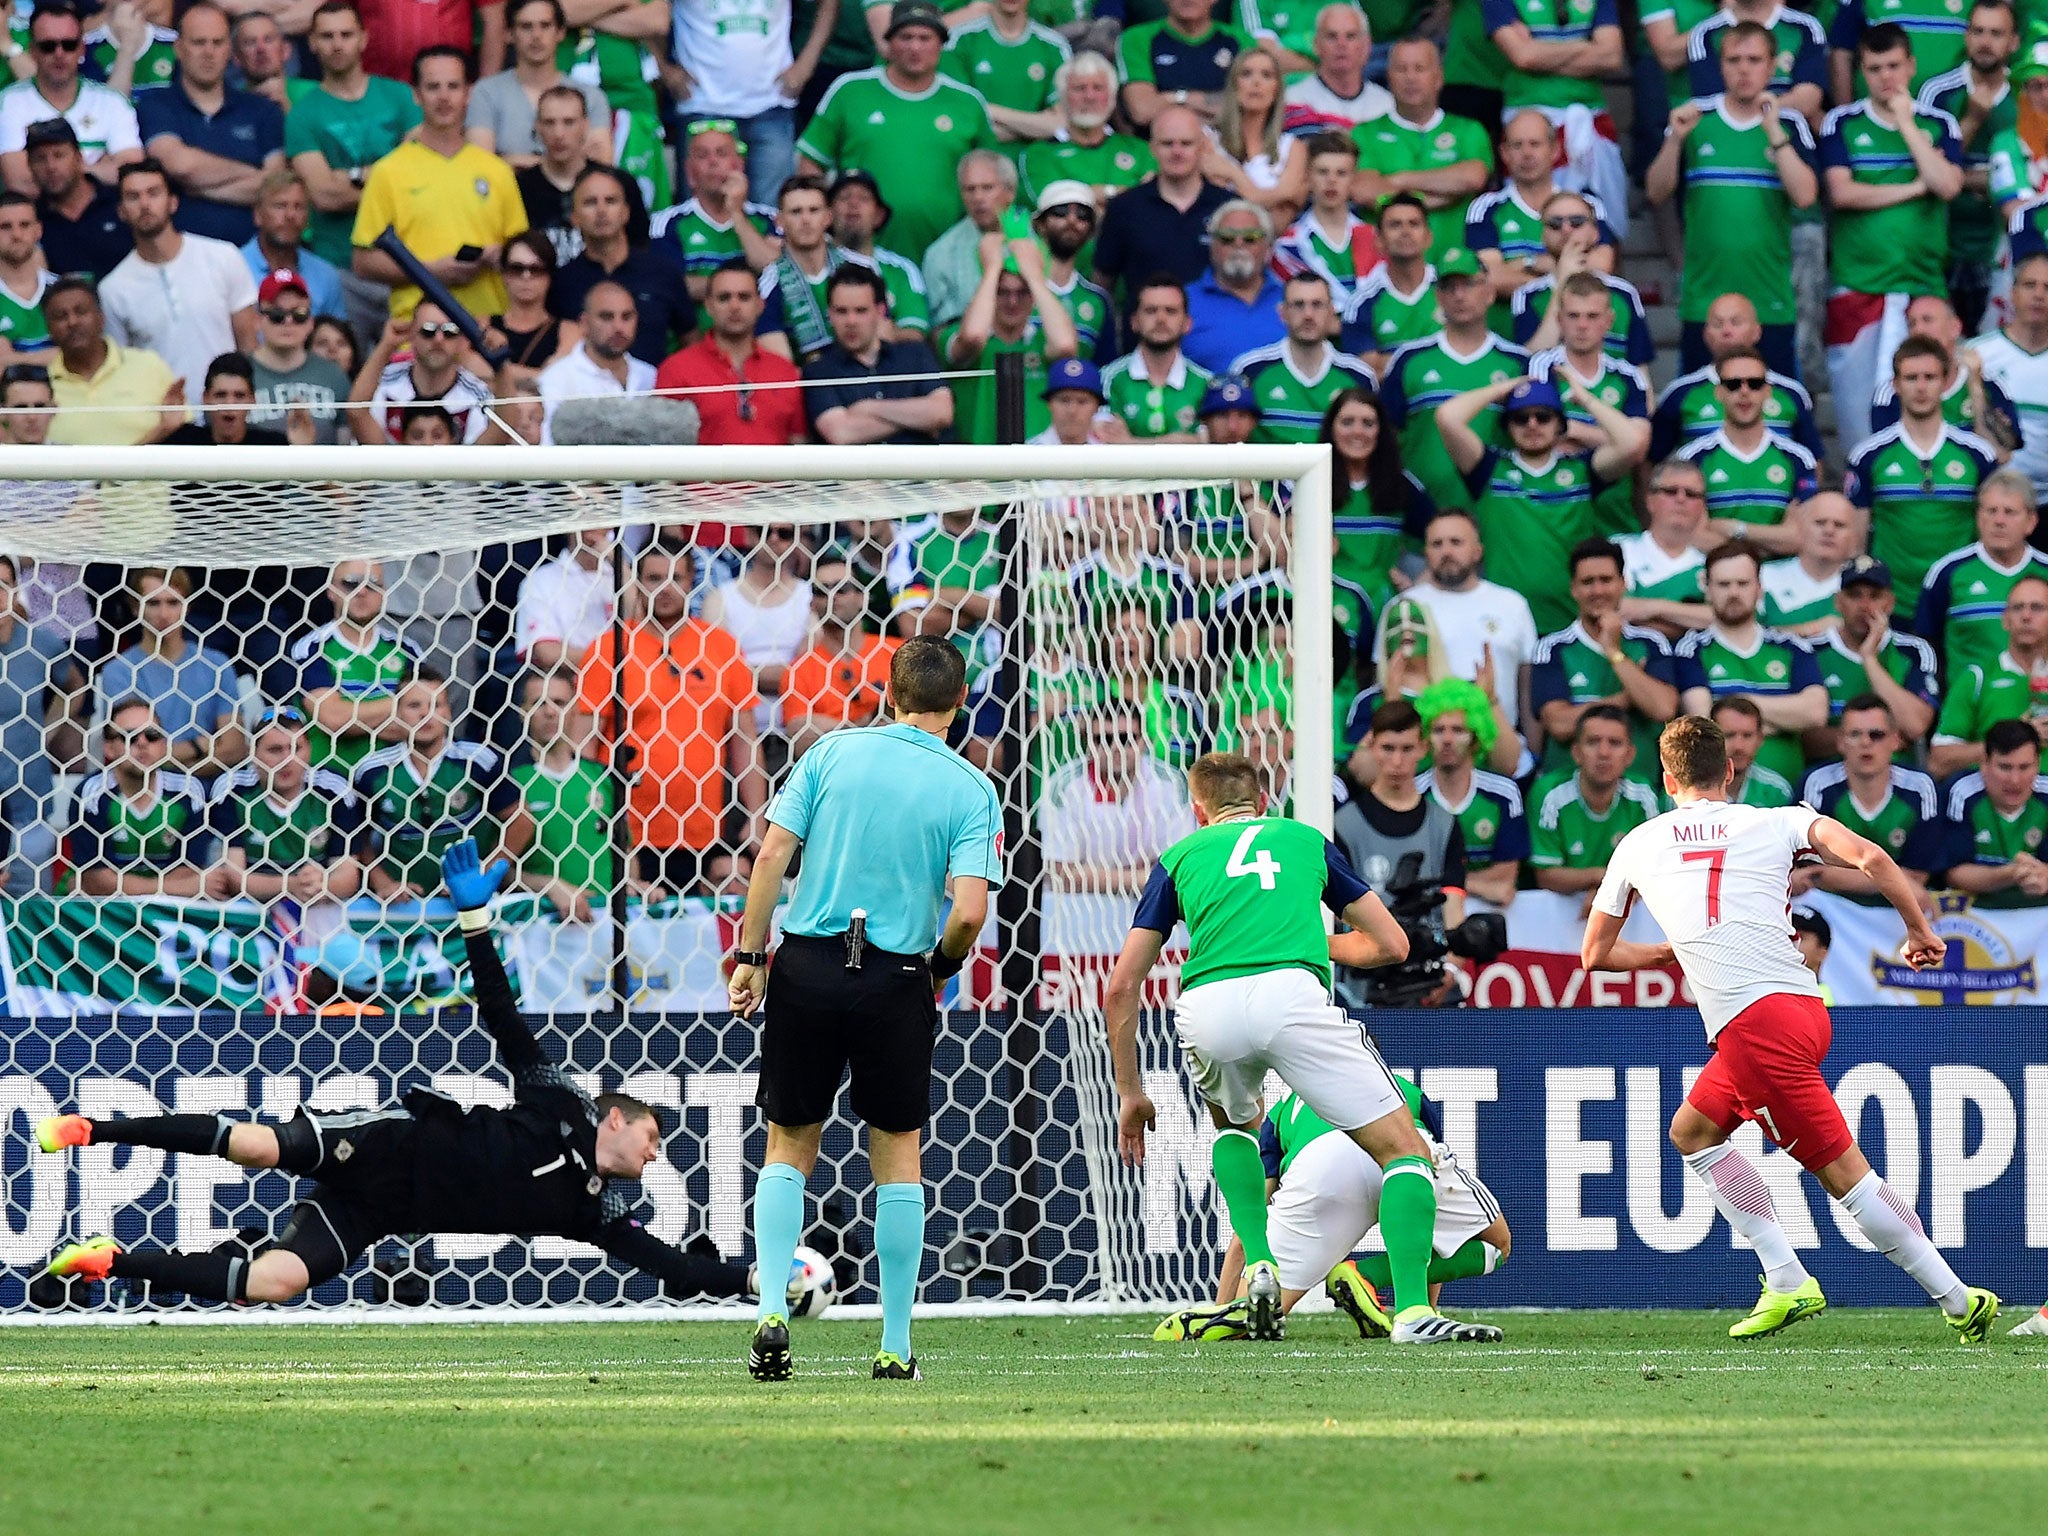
[768,722,1003,955]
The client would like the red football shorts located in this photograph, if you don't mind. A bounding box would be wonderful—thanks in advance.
[1686,993,1853,1173]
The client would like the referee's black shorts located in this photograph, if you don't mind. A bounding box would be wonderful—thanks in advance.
[756,934,938,1133]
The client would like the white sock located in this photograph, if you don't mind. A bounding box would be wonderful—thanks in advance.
[1479,1241,1503,1276]
[1836,1170,1968,1316]
[1683,1143,1810,1293]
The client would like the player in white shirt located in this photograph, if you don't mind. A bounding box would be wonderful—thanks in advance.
[1583,715,2002,1344]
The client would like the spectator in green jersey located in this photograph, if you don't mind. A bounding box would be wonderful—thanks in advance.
[941,0,1068,140]
[1468,109,1618,314]
[203,706,364,908]
[1679,343,1821,557]
[1228,270,1375,444]
[942,223,1079,443]
[1802,552,1941,763]
[1617,457,1714,640]
[1529,538,1682,788]
[1677,540,1831,788]
[1929,570,2048,775]
[1645,20,1818,380]
[73,697,212,898]
[1794,696,1944,905]
[1322,384,1434,613]
[1032,180,1117,363]
[1713,694,1797,807]
[1761,490,1864,636]
[1943,715,2048,904]
[1018,51,1156,210]
[1270,132,1377,316]
[1845,334,2001,599]
[283,559,421,773]
[1820,22,1965,449]
[1917,2,2019,332]
[1098,276,1209,443]
[1436,371,1648,633]
[354,667,514,903]
[1870,293,2021,452]
[1341,192,1438,377]
[1916,468,2048,680]
[1528,703,1661,904]
[1413,683,1529,910]
[1350,37,1492,260]
[500,666,612,924]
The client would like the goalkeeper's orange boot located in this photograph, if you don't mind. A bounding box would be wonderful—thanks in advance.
[48,1238,119,1282]
[36,1114,92,1153]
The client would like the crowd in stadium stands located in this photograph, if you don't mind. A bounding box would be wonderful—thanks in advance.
[7,0,2048,949]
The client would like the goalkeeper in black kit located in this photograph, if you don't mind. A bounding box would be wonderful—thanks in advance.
[35,841,750,1308]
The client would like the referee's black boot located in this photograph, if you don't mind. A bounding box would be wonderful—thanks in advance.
[872,1351,921,1380]
[749,1316,793,1382]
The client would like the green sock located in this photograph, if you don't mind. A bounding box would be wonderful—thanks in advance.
[1211,1129,1275,1268]
[1357,1237,1502,1291]
[1378,1157,1439,1316]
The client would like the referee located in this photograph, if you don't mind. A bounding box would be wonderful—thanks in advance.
[727,635,1003,1383]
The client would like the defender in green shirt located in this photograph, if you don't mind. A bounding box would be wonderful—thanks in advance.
[1943,717,2048,908]
[1105,752,1498,1345]
[1438,372,1646,634]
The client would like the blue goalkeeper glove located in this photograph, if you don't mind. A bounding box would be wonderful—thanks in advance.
[444,838,511,912]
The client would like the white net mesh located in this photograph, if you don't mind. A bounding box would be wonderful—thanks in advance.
[0,444,1331,1315]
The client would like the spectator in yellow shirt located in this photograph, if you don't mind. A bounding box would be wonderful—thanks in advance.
[349,45,527,324]
[42,275,184,445]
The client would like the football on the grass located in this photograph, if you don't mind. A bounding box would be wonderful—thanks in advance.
[786,1245,838,1319]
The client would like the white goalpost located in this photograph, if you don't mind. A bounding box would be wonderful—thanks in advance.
[0,442,1332,1318]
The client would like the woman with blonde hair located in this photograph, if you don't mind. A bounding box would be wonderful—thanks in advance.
[1204,43,1308,219]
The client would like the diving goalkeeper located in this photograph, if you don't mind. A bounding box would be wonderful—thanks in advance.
[35,841,750,1307]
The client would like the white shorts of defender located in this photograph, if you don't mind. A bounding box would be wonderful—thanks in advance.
[1173,968,1408,1130]
[1267,1135,1503,1294]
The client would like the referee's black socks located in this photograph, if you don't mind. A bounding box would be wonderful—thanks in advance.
[109,1246,252,1304]
[96,1114,237,1158]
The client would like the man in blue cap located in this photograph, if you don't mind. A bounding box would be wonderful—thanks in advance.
[1435,371,1650,632]
[1199,374,1262,445]
[1034,355,1109,445]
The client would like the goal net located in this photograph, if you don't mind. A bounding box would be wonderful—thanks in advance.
[0,443,1332,1317]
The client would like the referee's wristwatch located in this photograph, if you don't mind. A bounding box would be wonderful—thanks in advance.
[731,948,768,967]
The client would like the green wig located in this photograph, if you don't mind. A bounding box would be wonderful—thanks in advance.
[1414,677,1498,764]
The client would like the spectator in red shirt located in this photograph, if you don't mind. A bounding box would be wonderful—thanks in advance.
[358,0,505,85]
[656,258,806,447]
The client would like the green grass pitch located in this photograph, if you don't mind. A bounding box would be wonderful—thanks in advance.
[2,1310,2043,1533]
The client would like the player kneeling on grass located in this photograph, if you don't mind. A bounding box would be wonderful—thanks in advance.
[36,840,750,1308]
[1107,751,1501,1345]
[1158,1058,1510,1343]
[1583,716,2000,1343]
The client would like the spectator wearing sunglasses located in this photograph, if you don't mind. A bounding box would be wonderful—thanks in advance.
[1180,198,1284,377]
[0,4,142,196]
[203,705,365,907]
[350,296,494,444]
[1466,109,1616,320]
[1673,345,1821,559]
[247,269,350,443]
[656,258,806,446]
[93,566,250,778]
[1031,178,1115,363]
[72,695,214,897]
[240,169,343,324]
